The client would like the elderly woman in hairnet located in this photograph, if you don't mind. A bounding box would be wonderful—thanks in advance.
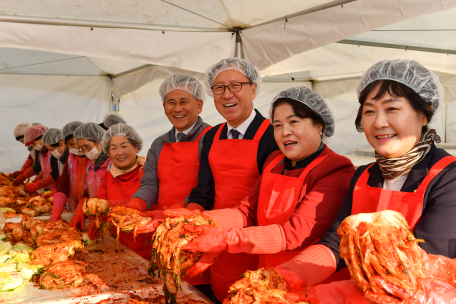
[69,122,111,230]
[13,125,57,192]
[23,128,68,194]
[10,122,33,176]
[245,59,456,304]
[174,86,355,290]
[99,111,127,130]
[88,123,149,257]
[50,121,89,222]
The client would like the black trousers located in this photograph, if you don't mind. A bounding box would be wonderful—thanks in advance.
[194,284,222,304]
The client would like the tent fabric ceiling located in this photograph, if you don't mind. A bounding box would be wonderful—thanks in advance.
[240,0,456,71]
[0,0,338,30]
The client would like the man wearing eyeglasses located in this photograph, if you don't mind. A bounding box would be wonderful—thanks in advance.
[171,58,279,302]
[11,122,33,176]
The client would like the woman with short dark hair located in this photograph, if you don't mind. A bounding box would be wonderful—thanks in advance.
[170,86,355,282]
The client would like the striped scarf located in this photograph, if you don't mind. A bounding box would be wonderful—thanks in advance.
[375,129,441,180]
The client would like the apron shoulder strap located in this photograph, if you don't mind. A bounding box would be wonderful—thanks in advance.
[415,156,456,194]
[213,123,226,142]
[195,126,212,141]
[355,163,376,187]
[264,153,285,172]
[298,154,330,179]
[253,119,271,141]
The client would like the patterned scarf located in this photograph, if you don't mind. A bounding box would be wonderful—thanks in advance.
[94,150,109,172]
[375,129,441,180]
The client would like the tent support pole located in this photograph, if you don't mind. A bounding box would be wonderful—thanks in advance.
[235,31,244,59]
[337,39,456,55]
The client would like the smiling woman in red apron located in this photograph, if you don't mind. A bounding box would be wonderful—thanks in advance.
[167,58,279,302]
[69,122,111,231]
[271,60,456,301]
[83,123,152,258]
[176,86,354,281]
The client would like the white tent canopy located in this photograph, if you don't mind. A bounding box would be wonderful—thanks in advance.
[0,0,456,171]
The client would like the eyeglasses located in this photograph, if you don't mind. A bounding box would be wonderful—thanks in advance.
[211,82,252,95]
[78,142,94,153]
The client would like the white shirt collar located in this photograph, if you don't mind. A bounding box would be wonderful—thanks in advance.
[175,120,198,141]
[227,109,256,137]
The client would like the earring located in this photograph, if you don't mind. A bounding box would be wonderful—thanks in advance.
[320,131,322,135]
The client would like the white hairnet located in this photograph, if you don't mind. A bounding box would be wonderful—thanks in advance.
[43,128,63,145]
[270,86,335,138]
[159,73,205,103]
[357,59,442,113]
[62,121,84,141]
[101,123,143,154]
[103,112,127,129]
[73,122,106,144]
[31,123,42,126]
[14,122,30,137]
[204,57,262,97]
[24,125,49,146]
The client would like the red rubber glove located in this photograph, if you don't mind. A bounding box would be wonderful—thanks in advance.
[163,208,201,218]
[284,280,368,304]
[13,174,26,186]
[182,224,285,254]
[88,220,100,240]
[168,200,187,209]
[25,183,39,194]
[49,192,66,222]
[10,171,22,176]
[69,197,87,231]
[125,197,147,212]
[185,252,221,278]
[133,210,165,234]
[188,203,204,212]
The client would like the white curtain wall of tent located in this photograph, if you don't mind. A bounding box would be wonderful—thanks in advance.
[0,0,456,171]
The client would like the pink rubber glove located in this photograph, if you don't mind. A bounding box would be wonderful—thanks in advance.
[182,224,285,254]
[185,252,222,278]
[275,244,337,291]
[204,208,245,229]
[133,210,165,234]
[69,197,87,231]
[284,280,368,304]
[125,197,147,212]
[49,192,67,222]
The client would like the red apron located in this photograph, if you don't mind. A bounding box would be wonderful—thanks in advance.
[324,156,456,283]
[257,153,328,268]
[156,126,211,210]
[156,126,212,285]
[209,119,270,301]
[105,167,153,259]
[40,150,56,190]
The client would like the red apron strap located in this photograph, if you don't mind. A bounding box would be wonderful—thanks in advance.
[415,156,456,195]
[214,123,226,142]
[297,154,329,179]
[195,126,212,141]
[253,119,271,141]
[356,163,375,186]
[264,154,285,172]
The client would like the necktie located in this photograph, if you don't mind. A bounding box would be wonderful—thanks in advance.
[230,129,241,139]
[177,132,186,142]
